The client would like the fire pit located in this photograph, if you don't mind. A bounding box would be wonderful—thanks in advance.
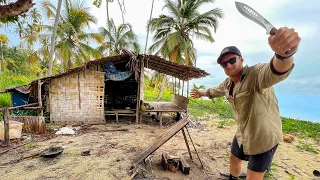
[40,146,64,158]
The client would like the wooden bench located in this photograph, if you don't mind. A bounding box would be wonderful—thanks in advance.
[105,109,136,123]
[141,94,189,126]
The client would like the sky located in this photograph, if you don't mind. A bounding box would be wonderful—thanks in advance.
[1,0,320,122]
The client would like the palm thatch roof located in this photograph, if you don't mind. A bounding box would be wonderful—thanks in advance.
[32,52,209,84]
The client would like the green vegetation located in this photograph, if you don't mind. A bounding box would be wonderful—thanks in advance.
[282,117,320,142]
[296,140,319,154]
[264,163,276,179]
[144,85,320,143]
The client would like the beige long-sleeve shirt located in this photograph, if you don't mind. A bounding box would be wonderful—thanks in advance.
[206,59,294,155]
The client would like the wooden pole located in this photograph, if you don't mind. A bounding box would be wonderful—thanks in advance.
[182,127,192,160]
[4,108,9,146]
[178,79,181,95]
[187,81,189,98]
[182,80,184,96]
[38,80,43,116]
[8,103,38,110]
[78,72,81,109]
[174,78,176,95]
[185,126,204,168]
[172,76,174,95]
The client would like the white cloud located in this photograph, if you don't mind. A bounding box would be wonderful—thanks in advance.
[87,0,319,92]
[89,0,317,56]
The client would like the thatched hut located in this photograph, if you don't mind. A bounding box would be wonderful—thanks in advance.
[3,51,209,125]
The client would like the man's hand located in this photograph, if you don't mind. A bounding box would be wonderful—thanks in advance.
[268,27,301,57]
[190,89,203,98]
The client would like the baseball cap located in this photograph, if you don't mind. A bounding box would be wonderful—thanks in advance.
[217,46,242,64]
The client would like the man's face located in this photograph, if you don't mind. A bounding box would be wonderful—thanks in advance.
[220,53,243,77]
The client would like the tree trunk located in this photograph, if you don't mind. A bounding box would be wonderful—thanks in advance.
[106,1,111,56]
[106,0,109,23]
[67,49,71,71]
[144,0,154,54]
[117,0,125,24]
[0,0,34,19]
[156,75,167,101]
[48,0,62,76]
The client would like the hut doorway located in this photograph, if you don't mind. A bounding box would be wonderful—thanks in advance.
[103,61,138,122]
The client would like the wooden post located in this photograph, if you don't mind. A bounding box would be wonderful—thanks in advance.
[172,76,174,95]
[187,80,189,98]
[136,57,143,124]
[182,127,192,159]
[182,80,184,96]
[38,80,43,116]
[178,79,180,95]
[78,72,81,109]
[116,112,119,123]
[159,112,163,127]
[4,108,9,146]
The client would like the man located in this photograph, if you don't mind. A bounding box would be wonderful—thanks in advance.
[191,27,301,180]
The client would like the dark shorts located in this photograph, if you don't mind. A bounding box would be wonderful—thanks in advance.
[231,136,278,172]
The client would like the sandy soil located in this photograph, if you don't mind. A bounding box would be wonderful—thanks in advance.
[0,115,319,180]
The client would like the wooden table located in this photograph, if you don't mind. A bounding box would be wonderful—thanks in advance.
[142,102,186,126]
[105,109,136,123]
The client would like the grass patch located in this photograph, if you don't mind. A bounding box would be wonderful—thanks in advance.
[217,118,236,128]
[282,117,320,142]
[264,162,276,179]
[24,141,36,149]
[296,141,319,154]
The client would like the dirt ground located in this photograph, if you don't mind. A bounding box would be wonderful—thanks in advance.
[0,115,319,180]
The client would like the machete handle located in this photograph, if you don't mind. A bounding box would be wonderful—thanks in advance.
[270,27,295,55]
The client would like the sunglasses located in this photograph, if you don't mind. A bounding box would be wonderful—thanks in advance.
[220,57,237,68]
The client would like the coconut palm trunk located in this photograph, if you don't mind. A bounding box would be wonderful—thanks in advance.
[48,0,62,76]
[156,75,167,101]
[0,42,2,72]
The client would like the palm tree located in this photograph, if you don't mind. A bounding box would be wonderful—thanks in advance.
[148,0,224,66]
[193,83,205,91]
[48,0,62,76]
[41,0,103,72]
[97,19,140,56]
[148,0,224,100]
[0,34,9,72]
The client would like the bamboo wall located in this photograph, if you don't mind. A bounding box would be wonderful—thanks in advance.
[49,68,105,123]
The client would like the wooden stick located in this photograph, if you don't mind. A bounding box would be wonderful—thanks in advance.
[172,76,174,95]
[105,129,128,132]
[174,78,176,95]
[182,127,192,160]
[187,81,189,98]
[185,126,204,168]
[23,151,40,159]
[4,108,9,146]
[9,106,42,110]
[178,79,180,95]
[78,72,81,109]
[182,80,184,96]
[38,80,43,116]
[0,142,28,156]
[8,103,38,110]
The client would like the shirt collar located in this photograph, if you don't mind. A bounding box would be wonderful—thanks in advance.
[226,65,249,86]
